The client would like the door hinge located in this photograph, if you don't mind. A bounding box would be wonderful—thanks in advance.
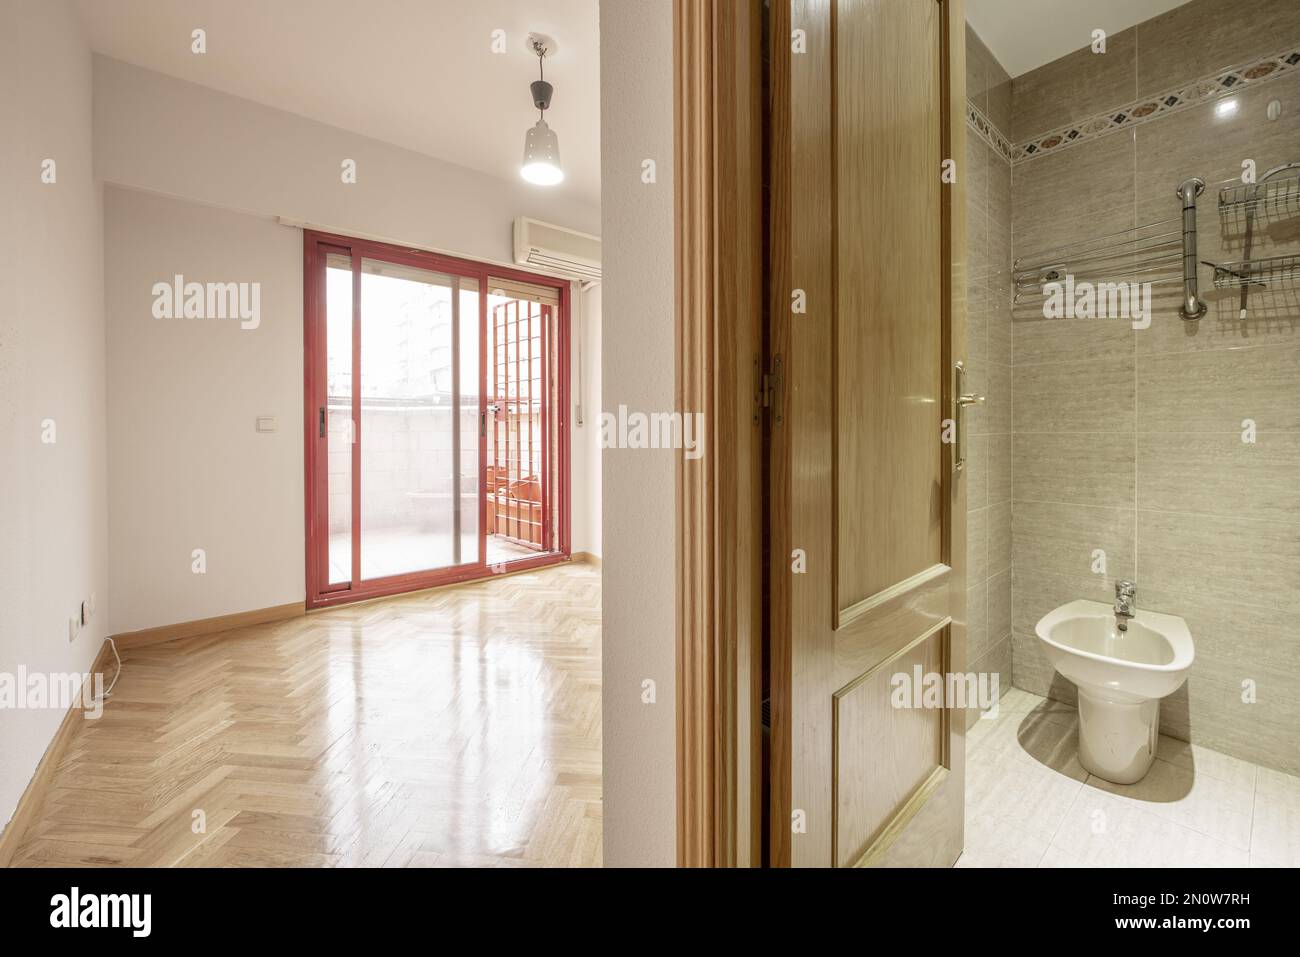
[761,355,783,425]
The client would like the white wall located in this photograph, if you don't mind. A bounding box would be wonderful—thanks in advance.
[93,56,600,270]
[94,57,603,633]
[0,0,109,833]
[599,0,677,867]
[570,283,603,558]
[104,187,304,633]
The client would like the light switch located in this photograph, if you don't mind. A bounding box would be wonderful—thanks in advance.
[256,416,277,433]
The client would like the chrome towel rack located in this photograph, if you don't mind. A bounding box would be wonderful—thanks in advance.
[1011,220,1185,298]
[1210,253,1300,290]
[1210,162,1300,317]
[1012,177,1209,320]
[1218,163,1300,233]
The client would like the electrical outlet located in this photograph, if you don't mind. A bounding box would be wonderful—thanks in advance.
[88,592,97,616]
[68,616,79,642]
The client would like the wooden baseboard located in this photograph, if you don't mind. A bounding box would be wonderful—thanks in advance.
[110,601,306,651]
[0,642,116,867]
[571,551,602,568]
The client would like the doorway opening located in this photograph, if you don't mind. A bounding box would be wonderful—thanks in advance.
[303,231,570,609]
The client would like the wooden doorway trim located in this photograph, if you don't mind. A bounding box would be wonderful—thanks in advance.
[674,0,764,867]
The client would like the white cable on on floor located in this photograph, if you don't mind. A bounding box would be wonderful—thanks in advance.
[94,637,122,703]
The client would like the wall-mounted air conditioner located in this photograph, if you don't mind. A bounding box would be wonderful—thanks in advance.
[513,217,601,282]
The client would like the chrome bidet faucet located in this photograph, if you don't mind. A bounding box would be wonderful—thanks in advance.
[1114,580,1137,631]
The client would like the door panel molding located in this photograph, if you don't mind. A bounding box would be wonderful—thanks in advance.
[833,624,949,866]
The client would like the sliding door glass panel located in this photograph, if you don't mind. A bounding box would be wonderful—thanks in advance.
[359,258,462,580]
[324,252,353,585]
[458,279,481,564]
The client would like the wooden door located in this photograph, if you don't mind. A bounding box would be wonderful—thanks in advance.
[768,0,968,867]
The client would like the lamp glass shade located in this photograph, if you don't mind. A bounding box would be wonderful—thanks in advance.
[521,118,564,185]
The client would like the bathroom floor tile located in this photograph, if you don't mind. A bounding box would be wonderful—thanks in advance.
[967,737,1085,847]
[957,811,1053,868]
[1155,736,1259,791]
[1085,758,1255,851]
[1048,788,1249,867]
[964,688,1299,868]
[972,709,1088,782]
[1250,768,1300,868]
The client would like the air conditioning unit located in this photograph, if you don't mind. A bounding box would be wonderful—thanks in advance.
[513,217,601,282]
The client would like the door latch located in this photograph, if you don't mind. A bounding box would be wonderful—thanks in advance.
[954,361,984,472]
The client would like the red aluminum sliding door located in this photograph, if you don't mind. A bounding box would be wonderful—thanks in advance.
[303,231,571,609]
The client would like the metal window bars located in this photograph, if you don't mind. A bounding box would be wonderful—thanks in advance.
[1012,177,1208,320]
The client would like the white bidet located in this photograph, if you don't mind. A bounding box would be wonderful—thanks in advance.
[1033,591,1193,784]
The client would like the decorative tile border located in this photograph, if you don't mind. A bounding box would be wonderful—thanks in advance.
[1014,46,1300,164]
[967,101,1014,165]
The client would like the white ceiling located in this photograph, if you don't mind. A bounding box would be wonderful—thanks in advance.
[966,0,1192,77]
[75,0,601,207]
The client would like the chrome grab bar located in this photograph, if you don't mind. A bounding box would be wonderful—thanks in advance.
[1176,177,1207,321]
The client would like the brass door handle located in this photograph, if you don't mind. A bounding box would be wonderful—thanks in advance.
[954,362,984,472]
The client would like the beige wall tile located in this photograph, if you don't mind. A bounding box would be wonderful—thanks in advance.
[964,638,1013,733]
[967,580,989,663]
[1141,581,1300,688]
[988,159,1012,231]
[968,504,989,588]
[988,433,1014,505]
[1012,308,1134,367]
[1014,355,1135,433]
[987,361,1013,435]
[988,567,1011,643]
[1012,563,1118,639]
[1012,28,1137,142]
[1011,128,1137,258]
[989,500,1012,576]
[965,135,990,220]
[965,432,989,511]
[1013,500,1135,584]
[1137,344,1300,432]
[1162,675,1300,776]
[1137,508,1300,613]
[1136,0,1300,99]
[1014,432,1135,507]
[989,297,1013,363]
[987,70,1013,141]
[1137,432,1300,524]
[1012,629,1078,704]
[1136,284,1300,358]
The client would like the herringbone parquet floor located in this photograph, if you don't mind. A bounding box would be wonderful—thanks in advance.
[12,563,602,867]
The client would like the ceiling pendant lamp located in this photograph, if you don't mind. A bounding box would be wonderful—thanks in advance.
[521,36,564,186]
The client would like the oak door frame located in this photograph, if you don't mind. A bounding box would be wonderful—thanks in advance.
[674,0,765,867]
